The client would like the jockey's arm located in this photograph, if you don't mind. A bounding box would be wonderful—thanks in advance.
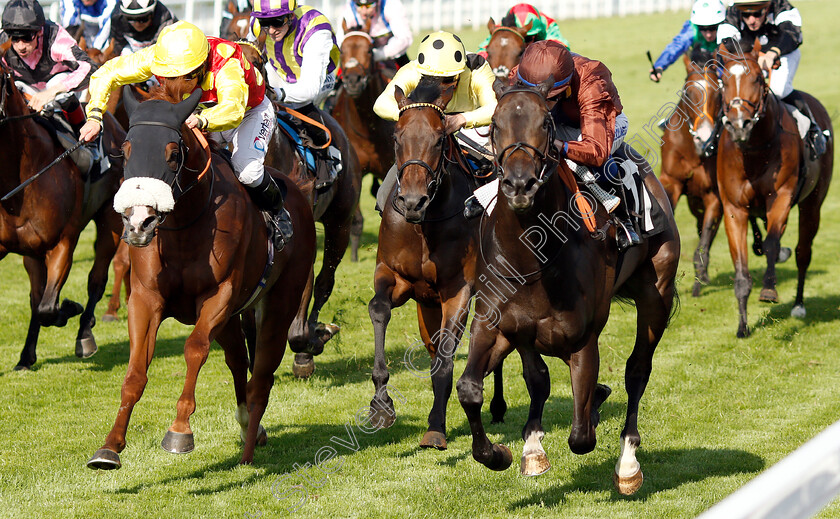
[85,46,155,123]
[373,0,413,61]
[274,29,333,105]
[373,62,419,121]
[563,96,617,167]
[59,0,77,27]
[51,25,96,94]
[459,60,497,129]
[197,58,247,131]
[768,7,803,56]
[654,20,694,74]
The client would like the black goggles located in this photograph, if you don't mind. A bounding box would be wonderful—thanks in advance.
[261,16,292,28]
[696,25,718,31]
[7,30,38,42]
[740,8,767,19]
[126,14,153,24]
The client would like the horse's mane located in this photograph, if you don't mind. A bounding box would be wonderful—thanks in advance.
[499,12,518,28]
[148,79,195,103]
[409,76,447,104]
[720,37,752,61]
[344,24,364,33]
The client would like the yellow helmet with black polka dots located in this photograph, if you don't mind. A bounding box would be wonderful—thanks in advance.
[416,31,467,77]
[151,21,210,77]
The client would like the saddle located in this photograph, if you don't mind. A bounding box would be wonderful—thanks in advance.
[275,108,342,191]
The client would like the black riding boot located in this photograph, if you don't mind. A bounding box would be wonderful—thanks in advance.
[784,90,827,161]
[246,174,294,252]
[294,103,339,188]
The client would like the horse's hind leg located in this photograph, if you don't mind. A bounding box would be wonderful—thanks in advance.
[103,241,131,322]
[350,205,363,263]
[75,210,121,358]
[217,317,267,447]
[288,265,315,378]
[16,256,45,370]
[692,193,721,297]
[758,192,795,304]
[519,348,551,476]
[489,361,507,424]
[309,213,353,334]
[791,187,828,318]
[39,236,83,328]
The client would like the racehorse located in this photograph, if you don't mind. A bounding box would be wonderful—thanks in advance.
[0,58,125,370]
[484,18,531,79]
[659,54,722,297]
[368,77,508,449]
[716,38,833,338]
[456,80,680,495]
[86,83,315,470]
[221,0,255,42]
[331,21,395,196]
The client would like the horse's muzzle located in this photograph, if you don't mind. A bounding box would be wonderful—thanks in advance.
[501,175,539,213]
[122,207,160,247]
[343,75,368,97]
[724,117,754,144]
[397,193,429,224]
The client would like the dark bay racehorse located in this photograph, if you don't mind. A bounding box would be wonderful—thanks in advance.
[456,81,680,495]
[659,55,722,297]
[484,18,531,79]
[265,99,363,378]
[0,59,125,370]
[87,83,315,469]
[368,78,508,449]
[331,21,395,194]
[716,39,833,337]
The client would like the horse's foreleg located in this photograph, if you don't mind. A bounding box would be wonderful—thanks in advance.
[217,317,267,447]
[103,241,131,322]
[489,361,507,424]
[722,203,752,337]
[567,335,599,456]
[349,205,363,263]
[88,290,162,470]
[368,265,409,428]
[759,192,793,304]
[39,236,82,328]
[457,323,514,472]
[288,265,315,378]
[16,257,46,370]
[519,348,551,476]
[692,193,722,296]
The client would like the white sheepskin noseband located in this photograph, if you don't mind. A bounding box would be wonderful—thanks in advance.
[113,177,176,214]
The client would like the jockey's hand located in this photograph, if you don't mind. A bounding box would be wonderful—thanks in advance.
[185,114,202,129]
[649,68,663,83]
[758,51,778,72]
[79,119,101,143]
[444,114,466,135]
[28,85,63,112]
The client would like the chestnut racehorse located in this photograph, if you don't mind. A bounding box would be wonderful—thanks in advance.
[86,84,315,470]
[456,81,679,495]
[716,39,833,338]
[0,59,125,370]
[331,21,395,193]
[368,77,508,449]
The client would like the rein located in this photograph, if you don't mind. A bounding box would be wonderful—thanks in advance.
[491,25,525,43]
[154,127,215,232]
[278,104,332,149]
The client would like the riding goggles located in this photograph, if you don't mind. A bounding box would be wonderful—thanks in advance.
[7,30,38,42]
[127,14,153,24]
[261,15,292,28]
[740,8,766,19]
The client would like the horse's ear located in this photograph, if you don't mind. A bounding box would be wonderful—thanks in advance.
[682,52,692,71]
[226,0,237,14]
[437,82,456,109]
[487,17,496,34]
[175,88,203,123]
[394,85,408,109]
[78,36,87,51]
[518,22,532,38]
[122,84,141,118]
[751,37,761,57]
[492,77,507,99]
[537,76,554,98]
[341,19,349,34]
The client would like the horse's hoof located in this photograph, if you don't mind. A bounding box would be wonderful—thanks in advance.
[691,282,702,298]
[759,288,778,303]
[368,406,395,429]
[314,322,340,343]
[13,363,31,371]
[161,431,194,454]
[736,326,751,339]
[778,247,792,263]
[613,468,644,495]
[101,312,119,323]
[419,431,447,450]
[520,451,551,476]
[791,304,807,318]
[87,448,121,470]
[484,443,513,471]
[292,356,315,379]
[75,337,98,358]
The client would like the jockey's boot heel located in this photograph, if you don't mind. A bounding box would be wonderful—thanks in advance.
[463,195,484,219]
[615,217,642,251]
[247,174,294,251]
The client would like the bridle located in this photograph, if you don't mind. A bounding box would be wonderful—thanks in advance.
[683,70,721,141]
[488,26,526,77]
[341,32,374,92]
[396,102,448,204]
[491,87,560,186]
[0,69,42,125]
[721,59,768,130]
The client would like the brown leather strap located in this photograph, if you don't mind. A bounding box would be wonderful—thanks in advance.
[278,105,332,149]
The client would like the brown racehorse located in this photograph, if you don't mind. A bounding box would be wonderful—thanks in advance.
[659,54,722,297]
[484,18,531,80]
[0,58,125,370]
[456,81,680,495]
[716,38,833,338]
[221,0,254,41]
[331,21,395,195]
[86,84,315,470]
[368,77,509,449]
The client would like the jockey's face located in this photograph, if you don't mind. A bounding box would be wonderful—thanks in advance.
[356,3,376,20]
[697,25,718,43]
[741,8,767,31]
[10,31,39,58]
[127,15,153,32]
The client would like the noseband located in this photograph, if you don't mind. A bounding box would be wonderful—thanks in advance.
[491,88,559,185]
[396,102,448,202]
[721,63,768,129]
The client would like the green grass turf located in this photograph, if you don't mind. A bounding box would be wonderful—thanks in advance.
[0,2,839,517]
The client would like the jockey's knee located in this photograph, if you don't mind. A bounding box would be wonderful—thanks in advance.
[235,161,265,187]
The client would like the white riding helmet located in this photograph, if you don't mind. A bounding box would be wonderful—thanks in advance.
[690,0,726,26]
[120,0,156,18]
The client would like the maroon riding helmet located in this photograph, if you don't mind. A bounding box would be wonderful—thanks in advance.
[514,40,575,99]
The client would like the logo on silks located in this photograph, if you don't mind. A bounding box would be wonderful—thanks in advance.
[253,113,272,152]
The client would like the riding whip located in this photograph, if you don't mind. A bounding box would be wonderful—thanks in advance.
[646,50,656,71]
[2,139,86,201]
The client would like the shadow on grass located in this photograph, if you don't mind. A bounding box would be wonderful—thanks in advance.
[508,447,764,510]
[753,293,840,336]
[37,335,187,372]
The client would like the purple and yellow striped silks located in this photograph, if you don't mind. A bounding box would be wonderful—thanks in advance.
[253,0,297,18]
[259,6,340,84]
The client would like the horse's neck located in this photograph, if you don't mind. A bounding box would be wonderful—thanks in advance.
[0,94,37,179]
[749,91,782,148]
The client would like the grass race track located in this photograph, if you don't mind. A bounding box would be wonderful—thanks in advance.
[0,2,839,517]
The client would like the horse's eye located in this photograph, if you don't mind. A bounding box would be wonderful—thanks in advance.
[167,152,180,170]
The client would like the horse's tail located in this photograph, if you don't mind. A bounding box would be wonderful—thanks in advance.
[667,288,681,328]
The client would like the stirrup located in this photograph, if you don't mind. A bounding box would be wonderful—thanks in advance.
[463,195,484,219]
[270,208,294,252]
[615,217,641,251]
[808,128,827,161]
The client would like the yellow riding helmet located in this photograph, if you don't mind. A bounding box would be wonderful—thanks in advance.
[151,21,210,77]
[416,31,466,77]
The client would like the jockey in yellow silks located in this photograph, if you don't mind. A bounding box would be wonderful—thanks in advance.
[372,30,498,216]
[249,0,342,186]
[79,21,293,250]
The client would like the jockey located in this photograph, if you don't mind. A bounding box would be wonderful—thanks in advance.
[373,30,497,214]
[335,0,413,68]
[1,0,99,160]
[250,0,343,188]
[78,21,293,251]
[718,0,826,160]
[110,0,177,56]
[514,40,641,250]
[60,0,117,51]
[476,3,570,58]
[650,0,726,82]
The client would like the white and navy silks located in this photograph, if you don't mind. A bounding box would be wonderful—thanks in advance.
[110,2,177,56]
[335,0,412,63]
[60,0,117,51]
